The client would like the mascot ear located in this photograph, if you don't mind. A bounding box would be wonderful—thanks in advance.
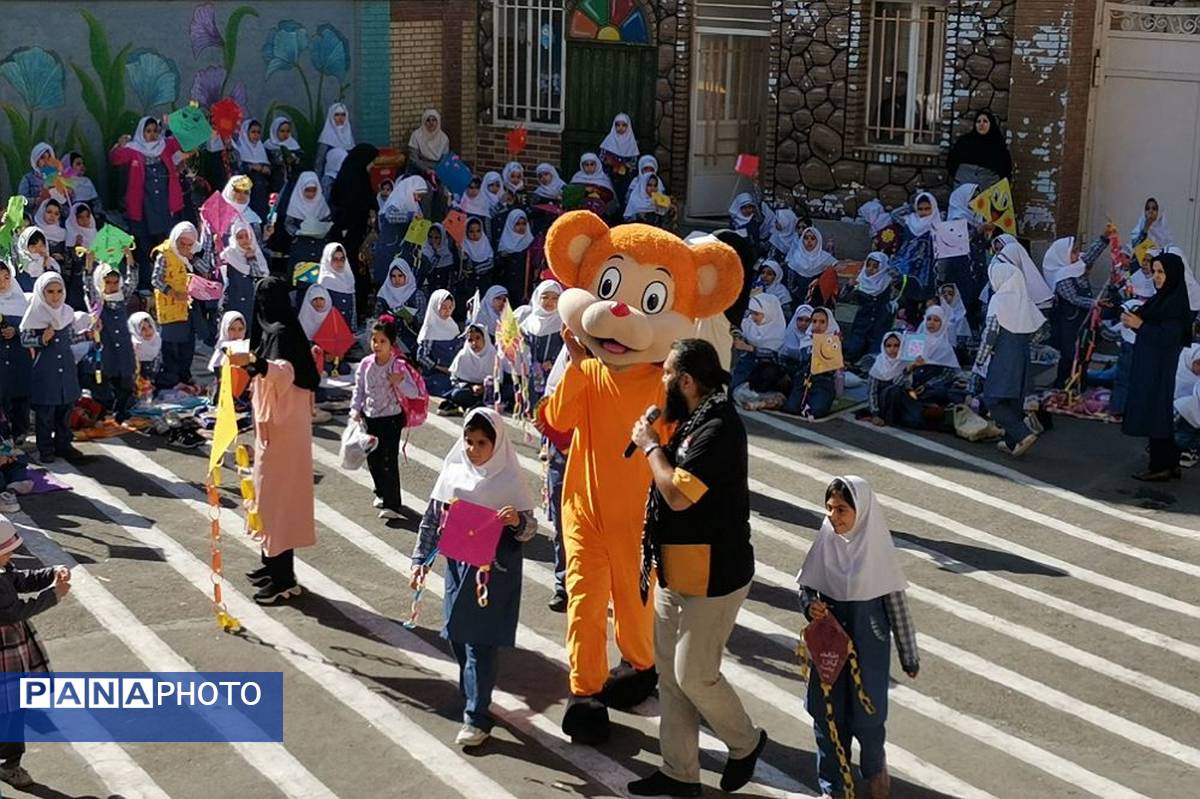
[688,241,745,319]
[545,210,611,288]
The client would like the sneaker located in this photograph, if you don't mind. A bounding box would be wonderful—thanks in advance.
[253,582,302,605]
[0,492,18,513]
[6,480,33,496]
[378,509,401,520]
[1181,450,1199,468]
[312,408,332,424]
[1010,433,1038,458]
[372,497,385,509]
[455,723,489,748]
[174,431,205,450]
[0,764,33,788]
[547,592,568,613]
[996,441,1013,455]
[1024,412,1044,435]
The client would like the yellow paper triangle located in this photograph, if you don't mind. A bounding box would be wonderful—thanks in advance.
[208,362,239,479]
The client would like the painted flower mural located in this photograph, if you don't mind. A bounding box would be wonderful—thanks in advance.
[188,3,257,109]
[261,18,351,158]
[0,45,66,193]
[125,49,180,113]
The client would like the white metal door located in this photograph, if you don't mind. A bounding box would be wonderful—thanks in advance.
[1086,4,1200,269]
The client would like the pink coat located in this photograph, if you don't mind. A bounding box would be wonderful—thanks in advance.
[108,138,184,222]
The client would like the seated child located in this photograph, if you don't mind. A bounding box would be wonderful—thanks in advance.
[843,252,895,365]
[440,323,496,416]
[756,261,793,320]
[127,312,163,393]
[416,289,460,396]
[867,331,905,426]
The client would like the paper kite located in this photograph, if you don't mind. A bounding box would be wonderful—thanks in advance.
[404,218,433,246]
[811,333,844,374]
[167,102,213,153]
[312,307,355,366]
[442,209,467,244]
[89,224,135,267]
[735,154,760,177]
[201,191,240,238]
[435,154,473,196]
[293,261,319,286]
[506,126,527,156]
[0,195,27,253]
[209,97,243,142]
[968,178,1017,235]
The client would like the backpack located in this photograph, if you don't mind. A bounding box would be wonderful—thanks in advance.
[391,356,428,428]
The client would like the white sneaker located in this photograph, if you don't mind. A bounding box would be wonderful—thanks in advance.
[0,491,18,513]
[1025,412,1044,435]
[455,724,489,747]
[372,497,385,509]
[1011,433,1038,458]
[378,509,401,520]
[6,480,33,496]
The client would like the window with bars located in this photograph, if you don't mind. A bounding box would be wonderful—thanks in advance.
[493,0,566,131]
[864,0,947,149]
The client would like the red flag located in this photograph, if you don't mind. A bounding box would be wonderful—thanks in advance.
[735,154,760,177]
[506,126,527,156]
[312,307,355,361]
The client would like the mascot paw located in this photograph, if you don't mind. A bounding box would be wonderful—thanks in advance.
[600,662,658,710]
[562,694,610,745]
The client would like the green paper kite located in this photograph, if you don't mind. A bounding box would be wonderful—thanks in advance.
[0,195,27,253]
[90,224,135,266]
[562,185,586,210]
[167,103,213,153]
[404,218,433,246]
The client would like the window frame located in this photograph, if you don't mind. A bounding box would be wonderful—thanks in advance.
[491,0,567,133]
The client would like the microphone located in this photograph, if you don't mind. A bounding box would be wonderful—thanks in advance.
[624,406,662,458]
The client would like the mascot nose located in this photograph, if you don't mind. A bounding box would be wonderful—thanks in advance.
[610,302,631,317]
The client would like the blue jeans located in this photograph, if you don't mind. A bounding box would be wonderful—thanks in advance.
[450,641,498,731]
[546,443,567,596]
[1110,341,1134,415]
[33,403,72,456]
[1176,417,1200,453]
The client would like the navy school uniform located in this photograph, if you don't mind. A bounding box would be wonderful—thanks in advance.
[22,325,84,456]
[525,330,563,400]
[0,314,33,440]
[980,325,1034,449]
[782,355,837,418]
[496,249,532,306]
[95,300,137,421]
[326,288,355,331]
[417,338,458,397]
[220,260,265,324]
[843,291,894,364]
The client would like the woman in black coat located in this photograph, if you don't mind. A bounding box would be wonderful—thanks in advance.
[947,111,1012,189]
[1121,252,1194,481]
[329,143,380,315]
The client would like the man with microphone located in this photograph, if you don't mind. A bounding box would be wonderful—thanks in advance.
[626,339,766,797]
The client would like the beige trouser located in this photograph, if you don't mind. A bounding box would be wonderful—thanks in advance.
[654,581,760,782]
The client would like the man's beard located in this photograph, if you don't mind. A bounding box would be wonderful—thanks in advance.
[664,378,690,425]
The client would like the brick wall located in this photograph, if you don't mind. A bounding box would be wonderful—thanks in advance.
[475,127,562,175]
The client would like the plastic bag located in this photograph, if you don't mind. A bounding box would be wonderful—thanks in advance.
[339,419,378,470]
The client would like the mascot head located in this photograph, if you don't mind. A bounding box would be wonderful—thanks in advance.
[545,211,743,367]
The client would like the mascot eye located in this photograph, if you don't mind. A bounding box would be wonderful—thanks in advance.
[598,266,622,300]
[641,282,668,315]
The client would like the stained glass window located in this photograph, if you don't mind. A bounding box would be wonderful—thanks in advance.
[568,0,650,44]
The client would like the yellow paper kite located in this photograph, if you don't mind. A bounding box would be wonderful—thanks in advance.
[1132,237,1158,266]
[208,362,239,481]
[968,178,1017,235]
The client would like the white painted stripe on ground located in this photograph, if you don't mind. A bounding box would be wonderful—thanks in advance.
[48,463,520,799]
[850,418,1200,540]
[9,513,175,799]
[744,412,1200,580]
[10,511,333,799]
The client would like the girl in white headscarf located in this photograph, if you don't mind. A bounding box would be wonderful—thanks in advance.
[422,223,457,280]
[18,142,58,206]
[1130,196,1174,253]
[315,102,354,181]
[471,285,510,337]
[533,163,566,203]
[867,331,906,425]
[518,280,564,398]
[782,306,843,419]
[767,208,800,260]
[234,119,272,222]
[599,112,639,200]
[127,311,162,388]
[455,175,492,218]
[844,251,895,363]
[60,201,98,310]
[20,272,85,459]
[416,288,460,396]
[407,109,451,174]
[375,255,421,318]
[220,219,268,323]
[786,225,837,304]
[570,152,615,202]
[298,284,333,340]
[496,211,534,303]
[265,116,302,190]
[207,310,247,376]
[781,304,814,361]
[755,260,793,318]
[283,171,333,265]
[797,475,918,799]
[33,200,67,276]
[373,174,428,286]
[316,242,356,330]
[973,257,1045,456]
[0,261,33,440]
[1042,236,1095,387]
[151,221,206,386]
[728,192,761,236]
[441,323,497,416]
[623,172,668,226]
[14,227,52,291]
[220,175,263,233]
[993,234,1053,308]
[461,217,496,287]
[730,294,788,407]
[61,150,101,212]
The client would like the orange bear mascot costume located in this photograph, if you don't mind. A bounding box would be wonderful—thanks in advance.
[539,211,743,743]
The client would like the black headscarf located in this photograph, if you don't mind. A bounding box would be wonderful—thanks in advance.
[1135,252,1194,346]
[713,228,758,326]
[251,276,321,391]
[330,143,380,228]
[947,111,1012,180]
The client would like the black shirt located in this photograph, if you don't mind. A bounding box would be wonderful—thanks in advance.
[651,401,755,597]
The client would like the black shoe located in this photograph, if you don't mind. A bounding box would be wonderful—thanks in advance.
[720,729,768,792]
[253,581,302,605]
[38,451,55,464]
[627,771,701,797]
[57,446,84,461]
[245,565,270,581]
[249,573,274,588]
[547,592,567,613]
[561,694,609,745]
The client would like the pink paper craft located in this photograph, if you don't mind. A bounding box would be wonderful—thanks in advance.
[188,274,224,301]
[200,192,239,238]
[439,499,505,568]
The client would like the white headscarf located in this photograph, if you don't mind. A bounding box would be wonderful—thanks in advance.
[128,311,161,361]
[377,256,418,312]
[286,171,332,225]
[741,294,787,352]
[946,183,979,223]
[379,175,426,220]
[298,284,332,338]
[1042,236,1084,289]
[482,171,505,210]
[782,304,814,358]
[318,103,355,150]
[408,109,450,162]
[533,163,566,201]
[905,191,941,237]
[1130,265,1157,299]
[1176,380,1200,430]
[472,285,509,333]
[34,200,65,244]
[637,154,659,175]
[323,147,348,179]
[418,289,459,343]
[769,209,799,254]
[450,324,497,384]
[16,227,51,278]
[421,224,454,269]
[430,407,536,511]
[498,211,532,254]
[797,476,908,601]
[208,310,246,372]
[599,113,638,159]
[234,119,269,165]
[757,261,793,309]
[64,202,97,248]
[168,221,199,260]
[856,199,892,235]
[869,331,906,381]
[462,222,494,264]
[266,116,301,152]
[1131,204,1173,249]
[92,262,124,304]
[129,117,165,159]
[20,272,73,331]
[571,153,614,191]
[624,173,662,219]
[728,193,757,228]
[520,280,563,337]
[1175,344,1200,400]
[220,219,266,277]
[986,258,1046,334]
[786,226,837,278]
[456,182,492,217]
[938,283,972,339]
[0,267,30,317]
[813,306,841,337]
[502,162,525,194]
[916,306,961,369]
[855,251,892,297]
[994,236,1054,307]
[317,242,355,295]
[1119,298,1144,344]
[29,142,54,171]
